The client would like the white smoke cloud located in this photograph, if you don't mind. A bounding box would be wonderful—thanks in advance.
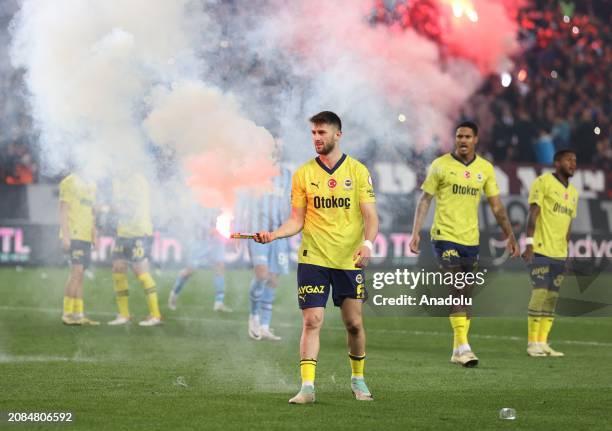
[10,0,277,201]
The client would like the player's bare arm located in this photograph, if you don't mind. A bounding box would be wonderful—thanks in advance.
[353,202,379,268]
[487,195,519,257]
[255,206,306,243]
[409,191,434,254]
[59,201,71,252]
[522,203,541,263]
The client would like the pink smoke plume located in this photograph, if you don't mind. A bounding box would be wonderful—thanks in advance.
[438,0,524,73]
[259,0,523,149]
[144,81,278,210]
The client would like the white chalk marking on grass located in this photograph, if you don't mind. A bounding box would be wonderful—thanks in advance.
[0,354,98,363]
[1,305,611,348]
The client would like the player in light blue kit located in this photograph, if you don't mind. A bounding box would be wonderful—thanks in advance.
[235,168,292,340]
[168,206,232,312]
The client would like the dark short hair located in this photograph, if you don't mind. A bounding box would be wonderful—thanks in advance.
[554,149,576,162]
[309,111,342,131]
[456,121,478,136]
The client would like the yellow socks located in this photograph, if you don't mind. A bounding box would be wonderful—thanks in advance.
[300,358,317,386]
[349,353,365,378]
[449,314,469,347]
[528,288,558,344]
[73,298,84,316]
[112,272,130,317]
[528,316,541,343]
[63,297,74,316]
[138,273,161,318]
[538,317,554,343]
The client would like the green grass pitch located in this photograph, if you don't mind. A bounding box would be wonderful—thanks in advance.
[1,267,611,430]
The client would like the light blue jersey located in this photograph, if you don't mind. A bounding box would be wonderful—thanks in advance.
[236,168,292,274]
[187,205,224,266]
[235,168,292,233]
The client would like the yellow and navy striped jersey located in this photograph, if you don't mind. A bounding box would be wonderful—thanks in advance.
[59,173,96,242]
[112,173,153,238]
[529,173,578,258]
[291,154,376,270]
[421,153,499,246]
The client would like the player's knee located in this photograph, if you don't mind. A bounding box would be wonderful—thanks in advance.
[303,314,323,331]
[344,319,363,336]
[254,265,268,281]
[71,265,85,278]
[112,261,127,273]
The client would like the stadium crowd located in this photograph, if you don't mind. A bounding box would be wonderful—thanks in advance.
[471,0,610,166]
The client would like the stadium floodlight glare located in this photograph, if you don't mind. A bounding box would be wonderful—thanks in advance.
[500,72,512,88]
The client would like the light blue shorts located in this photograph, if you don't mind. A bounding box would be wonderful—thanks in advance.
[248,239,290,275]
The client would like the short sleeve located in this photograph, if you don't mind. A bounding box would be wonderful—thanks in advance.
[291,169,307,208]
[483,165,500,198]
[59,177,72,203]
[528,176,544,207]
[572,190,579,219]
[358,165,376,203]
[421,162,440,195]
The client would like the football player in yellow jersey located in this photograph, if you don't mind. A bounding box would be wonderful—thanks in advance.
[522,150,578,358]
[59,172,100,326]
[410,121,519,367]
[255,111,379,404]
[107,171,162,327]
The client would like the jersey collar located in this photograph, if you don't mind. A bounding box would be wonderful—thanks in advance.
[552,173,570,188]
[450,152,477,167]
[315,153,347,175]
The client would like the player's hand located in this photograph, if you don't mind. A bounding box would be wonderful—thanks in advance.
[62,238,71,253]
[254,231,276,244]
[522,244,534,264]
[409,232,420,254]
[507,235,520,258]
[353,245,371,268]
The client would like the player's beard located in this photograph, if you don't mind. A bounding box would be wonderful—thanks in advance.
[561,166,575,178]
[316,140,336,155]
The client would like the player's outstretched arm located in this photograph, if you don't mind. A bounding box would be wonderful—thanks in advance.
[487,195,520,258]
[409,192,433,254]
[255,206,306,244]
[522,203,540,263]
[353,202,379,268]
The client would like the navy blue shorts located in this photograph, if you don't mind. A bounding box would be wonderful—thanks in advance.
[296,263,366,309]
[432,240,479,272]
[112,236,153,263]
[67,240,92,269]
[529,253,566,291]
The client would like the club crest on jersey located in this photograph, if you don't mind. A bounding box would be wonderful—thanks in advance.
[476,173,483,182]
[344,179,353,190]
[356,273,363,284]
[328,178,337,189]
[464,171,471,179]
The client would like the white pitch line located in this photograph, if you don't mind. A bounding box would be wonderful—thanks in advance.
[0,354,99,363]
[1,305,611,348]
